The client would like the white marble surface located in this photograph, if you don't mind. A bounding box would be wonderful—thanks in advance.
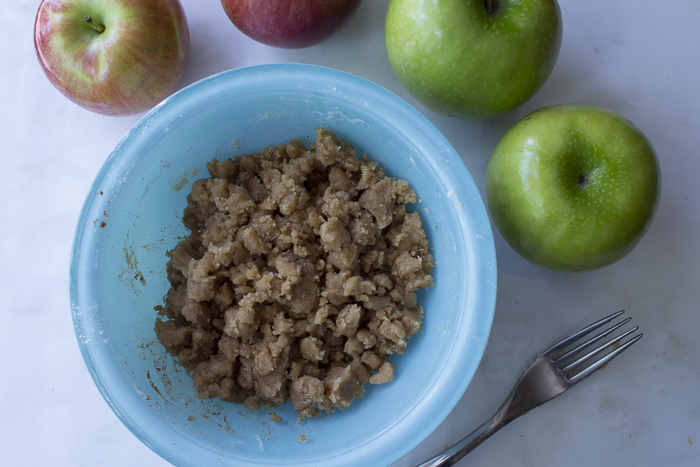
[2,1,699,465]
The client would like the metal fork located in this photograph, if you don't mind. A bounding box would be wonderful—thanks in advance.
[417,310,642,467]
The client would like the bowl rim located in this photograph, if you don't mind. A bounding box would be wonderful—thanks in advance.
[69,63,497,467]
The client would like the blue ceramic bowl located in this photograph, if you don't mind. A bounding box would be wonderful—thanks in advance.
[70,64,497,467]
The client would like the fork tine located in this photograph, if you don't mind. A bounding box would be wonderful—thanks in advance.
[553,317,631,363]
[566,333,643,386]
[561,326,639,373]
[543,310,625,358]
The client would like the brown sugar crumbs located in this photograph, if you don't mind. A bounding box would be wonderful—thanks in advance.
[154,129,434,419]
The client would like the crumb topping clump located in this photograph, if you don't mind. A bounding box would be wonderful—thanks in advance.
[155,128,434,419]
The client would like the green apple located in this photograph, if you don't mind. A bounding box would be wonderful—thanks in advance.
[486,104,660,272]
[385,0,562,120]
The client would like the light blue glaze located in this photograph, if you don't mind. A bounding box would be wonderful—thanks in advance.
[69,64,497,467]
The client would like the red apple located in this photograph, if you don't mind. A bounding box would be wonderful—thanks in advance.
[34,0,190,116]
[221,0,362,49]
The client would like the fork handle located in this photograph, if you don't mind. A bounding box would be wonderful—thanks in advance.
[416,411,508,467]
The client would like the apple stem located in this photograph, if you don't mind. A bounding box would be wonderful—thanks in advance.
[84,16,105,34]
[484,0,498,15]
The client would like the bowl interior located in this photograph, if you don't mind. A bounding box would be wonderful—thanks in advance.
[70,64,496,467]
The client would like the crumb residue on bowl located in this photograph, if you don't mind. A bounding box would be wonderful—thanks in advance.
[118,245,146,294]
[171,166,201,192]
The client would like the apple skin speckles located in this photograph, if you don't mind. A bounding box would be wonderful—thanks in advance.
[385,0,562,120]
[485,104,660,272]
